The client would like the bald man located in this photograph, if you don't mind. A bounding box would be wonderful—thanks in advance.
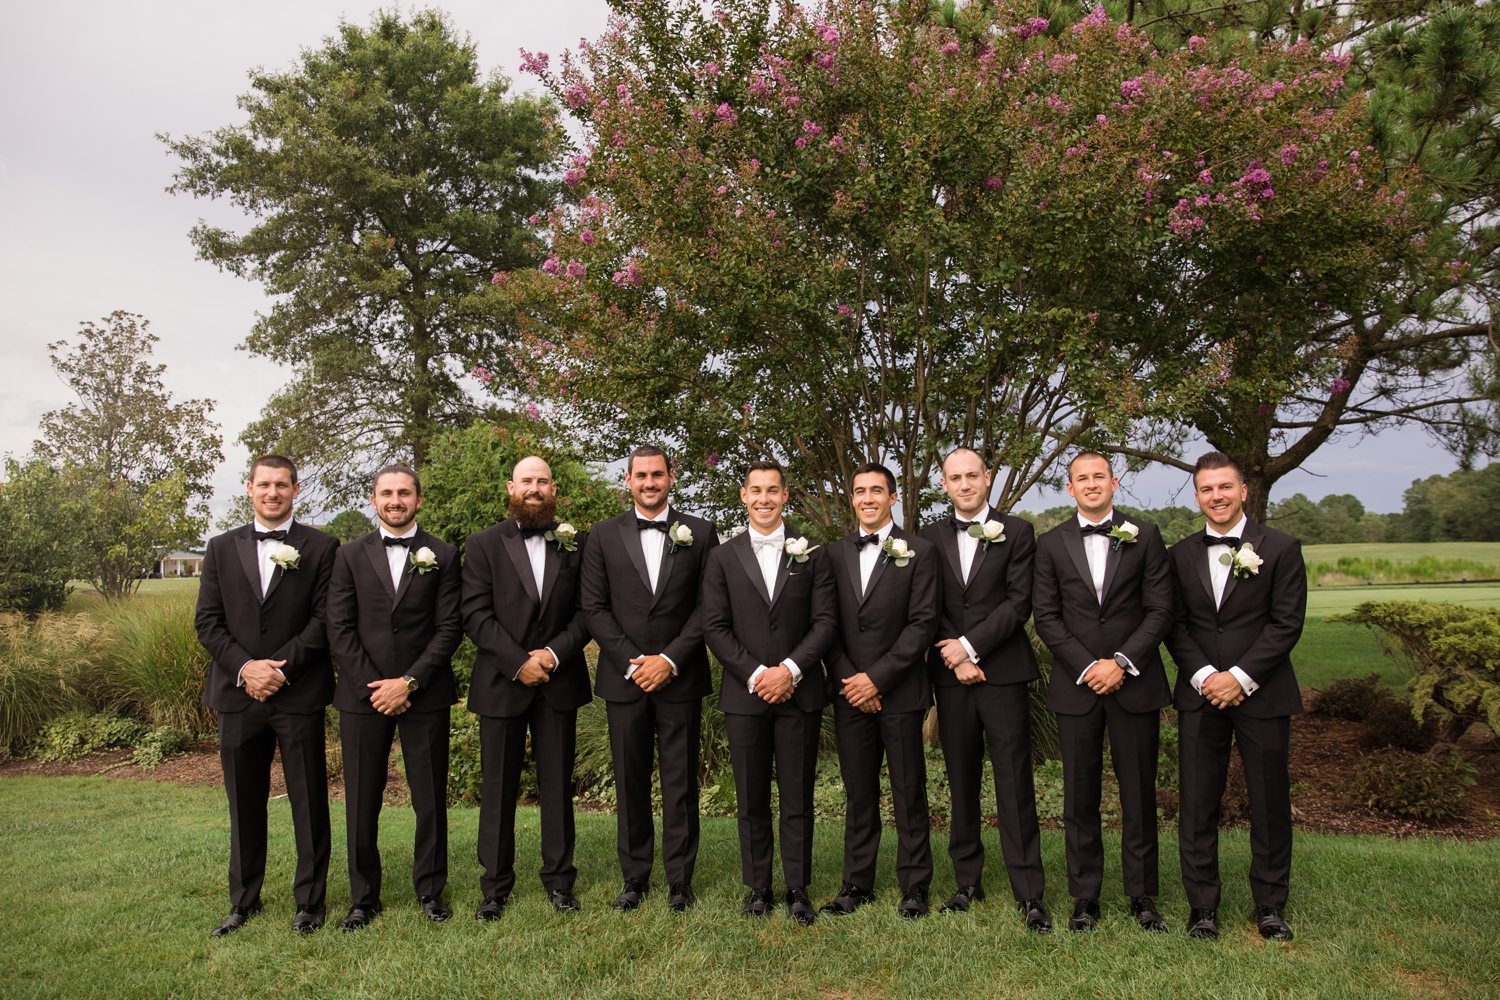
[462,456,593,918]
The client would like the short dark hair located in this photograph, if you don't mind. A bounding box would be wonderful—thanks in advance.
[941,447,983,474]
[1067,450,1113,478]
[627,444,672,475]
[1193,450,1245,483]
[373,463,422,496]
[743,460,785,487]
[249,454,298,484]
[850,462,897,493]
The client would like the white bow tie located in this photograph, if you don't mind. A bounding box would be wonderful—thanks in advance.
[751,536,782,553]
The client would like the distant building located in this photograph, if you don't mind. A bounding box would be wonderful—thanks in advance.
[158,551,204,578]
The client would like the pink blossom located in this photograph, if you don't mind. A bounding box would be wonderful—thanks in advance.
[541,256,560,275]
[1188,35,1207,51]
[525,403,541,422]
[705,453,719,467]
[469,365,497,385]
[716,186,728,195]
[612,260,643,287]
[490,272,507,285]
[795,137,807,148]
[983,177,1003,191]
[716,102,738,125]
[1073,5,1108,31]
[1329,378,1352,394]
[565,260,585,279]
[518,49,550,75]
[1016,16,1050,40]
[1087,312,1099,321]
[942,40,961,55]
[802,120,824,135]
[563,166,587,188]
[828,134,845,152]
[1120,78,1145,101]
[563,84,590,109]
[1280,144,1299,166]
[703,62,721,77]
[837,304,853,317]
[1047,52,1078,74]
[1096,114,1108,125]
[580,229,596,246]
[1198,168,1214,185]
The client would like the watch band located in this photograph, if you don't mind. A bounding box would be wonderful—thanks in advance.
[402,674,418,693]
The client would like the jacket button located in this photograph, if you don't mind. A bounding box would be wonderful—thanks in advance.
[770,624,778,631]
[1217,626,1225,633]
[859,626,867,633]
[1099,617,1106,625]
[963,603,970,609]
[392,626,400,634]
[648,614,654,622]
[259,626,267,633]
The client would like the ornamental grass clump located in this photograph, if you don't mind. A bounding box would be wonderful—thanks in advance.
[97,592,214,733]
[0,611,113,751]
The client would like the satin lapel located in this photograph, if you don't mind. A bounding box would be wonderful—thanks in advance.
[235,528,263,604]
[364,534,396,603]
[261,523,303,603]
[841,537,862,604]
[1192,529,1215,603]
[769,551,792,608]
[732,533,771,605]
[1220,519,1263,609]
[538,540,561,617]
[500,527,542,607]
[393,530,430,609]
[1059,522,1095,606]
[650,511,679,608]
[937,523,964,590]
[619,518,653,593]
[1100,533,1124,605]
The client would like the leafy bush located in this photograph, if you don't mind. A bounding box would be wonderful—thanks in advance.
[1359,697,1439,752]
[323,510,373,544]
[447,706,483,807]
[95,593,214,732]
[1311,673,1389,721]
[1033,759,1065,822]
[32,711,147,763]
[0,612,113,750]
[132,726,195,769]
[1349,748,1477,821]
[0,458,78,615]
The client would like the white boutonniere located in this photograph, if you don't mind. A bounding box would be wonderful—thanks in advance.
[784,535,820,567]
[409,546,439,574]
[268,543,301,571]
[546,522,578,552]
[1108,521,1139,551]
[1221,542,1263,578]
[668,521,694,553]
[966,519,1007,550]
[882,536,914,567]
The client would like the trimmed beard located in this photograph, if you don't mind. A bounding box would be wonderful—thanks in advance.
[509,494,558,530]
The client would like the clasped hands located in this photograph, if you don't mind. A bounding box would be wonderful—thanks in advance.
[628,653,675,693]
[935,638,986,686]
[241,659,287,702]
[1081,658,1126,696]
[750,664,796,705]
[517,648,558,688]
[1200,669,1247,710]
[842,672,882,713]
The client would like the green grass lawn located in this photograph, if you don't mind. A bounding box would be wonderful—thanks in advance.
[0,777,1495,999]
[1302,541,1500,565]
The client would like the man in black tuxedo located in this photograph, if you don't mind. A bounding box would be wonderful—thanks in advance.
[1033,452,1174,933]
[701,460,837,925]
[820,463,940,919]
[919,447,1050,931]
[1166,451,1306,942]
[327,464,462,930]
[195,454,340,936]
[581,445,719,912]
[463,455,593,919]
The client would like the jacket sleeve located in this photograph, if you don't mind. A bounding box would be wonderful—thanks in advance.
[864,543,941,694]
[580,524,639,670]
[1116,526,1176,669]
[326,548,381,694]
[271,537,337,682]
[194,539,253,686]
[786,546,839,670]
[407,543,464,688]
[963,518,1034,658]
[1030,533,1096,679]
[662,524,721,668]
[461,534,532,678]
[1235,536,1307,683]
[543,534,592,664]
[1164,546,1214,674]
[700,550,759,689]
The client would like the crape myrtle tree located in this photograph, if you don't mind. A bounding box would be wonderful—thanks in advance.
[481,0,1415,535]
[164,9,566,508]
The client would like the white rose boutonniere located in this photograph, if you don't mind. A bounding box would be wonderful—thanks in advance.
[1221,541,1263,578]
[882,536,914,567]
[268,543,301,571]
[409,546,439,574]
[784,535,820,567]
[546,523,578,552]
[967,519,1007,550]
[1108,521,1140,550]
[668,521,694,553]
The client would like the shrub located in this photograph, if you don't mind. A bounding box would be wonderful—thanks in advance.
[1358,697,1439,752]
[32,711,146,763]
[132,727,194,769]
[0,458,79,614]
[1033,759,1065,822]
[1349,748,1477,822]
[1311,673,1390,721]
[95,593,214,732]
[447,706,483,807]
[0,611,112,750]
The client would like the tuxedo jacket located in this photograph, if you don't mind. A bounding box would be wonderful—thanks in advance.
[462,519,593,718]
[195,521,340,714]
[327,528,462,715]
[825,526,941,715]
[918,510,1038,689]
[700,529,837,715]
[1032,516,1174,716]
[580,507,720,703]
[1165,519,1306,719]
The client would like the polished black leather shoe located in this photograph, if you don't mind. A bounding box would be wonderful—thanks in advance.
[668,882,695,912]
[551,889,580,913]
[1068,898,1101,932]
[940,884,985,914]
[1130,896,1166,932]
[339,903,381,932]
[1256,905,1293,942]
[475,896,506,921]
[291,904,325,933]
[1187,907,1219,939]
[819,882,876,915]
[743,886,774,916]
[614,879,649,912]
[209,902,261,938]
[1021,898,1053,933]
[420,895,451,922]
[898,885,929,920]
[786,887,816,926]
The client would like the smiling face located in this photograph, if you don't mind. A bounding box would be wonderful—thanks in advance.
[741,469,786,533]
[372,471,422,532]
[1194,465,1248,530]
[850,471,897,533]
[247,462,299,527]
[940,449,992,519]
[1065,455,1118,521]
[628,453,673,516]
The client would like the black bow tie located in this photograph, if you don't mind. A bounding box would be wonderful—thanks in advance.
[1205,533,1244,550]
[519,525,551,539]
[951,517,979,530]
[1079,522,1113,537]
[637,519,669,533]
[253,529,288,542]
[854,532,883,549]
[383,535,413,548]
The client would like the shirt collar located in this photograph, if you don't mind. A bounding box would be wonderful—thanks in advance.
[1077,509,1113,528]
[958,506,991,525]
[379,523,418,540]
[749,522,785,541]
[860,520,894,542]
[253,518,293,535]
[1206,514,1247,539]
[637,506,670,523]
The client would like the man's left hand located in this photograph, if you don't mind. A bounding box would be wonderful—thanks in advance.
[935,638,970,670]
[842,672,879,708]
[1084,658,1125,696]
[755,665,796,704]
[629,654,675,693]
[367,678,411,716]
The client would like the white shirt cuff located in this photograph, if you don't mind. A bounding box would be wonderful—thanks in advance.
[1228,666,1259,696]
[662,654,679,677]
[237,662,250,687]
[1115,652,1139,677]
[748,665,767,694]
[1190,665,1217,695]
[958,636,979,664]
[1077,660,1098,685]
[628,654,678,679]
[544,646,559,669]
[624,661,638,679]
[783,658,802,684]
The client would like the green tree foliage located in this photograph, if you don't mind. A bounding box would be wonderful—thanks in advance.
[1390,462,1500,541]
[0,459,78,615]
[33,313,222,602]
[1265,492,1388,543]
[323,510,374,543]
[163,10,566,507]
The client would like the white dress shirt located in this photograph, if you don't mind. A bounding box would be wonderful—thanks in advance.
[949,507,990,665]
[857,519,894,594]
[1075,511,1139,686]
[514,521,560,680]
[379,523,418,591]
[239,518,294,687]
[1189,514,1260,699]
[624,506,678,679]
[745,522,802,694]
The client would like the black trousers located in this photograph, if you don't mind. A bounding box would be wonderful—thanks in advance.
[1178,709,1293,910]
[1057,698,1160,900]
[606,696,702,887]
[217,703,330,909]
[340,708,450,908]
[477,704,578,899]
[724,706,822,890]
[832,703,932,893]
[935,682,1046,901]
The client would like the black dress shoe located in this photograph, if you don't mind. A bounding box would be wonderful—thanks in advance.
[743,886,774,916]
[339,903,381,932]
[940,885,985,914]
[819,882,875,916]
[420,895,450,922]
[1068,898,1101,932]
[475,896,506,921]
[1187,907,1219,939]
[1256,905,1293,942]
[291,904,325,933]
[1130,896,1166,932]
[668,882,695,912]
[1020,898,1052,933]
[786,887,816,926]
[898,885,929,920]
[551,889,580,913]
[210,902,261,938]
[614,879,649,912]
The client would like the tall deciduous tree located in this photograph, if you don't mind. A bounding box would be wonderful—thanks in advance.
[164,9,566,506]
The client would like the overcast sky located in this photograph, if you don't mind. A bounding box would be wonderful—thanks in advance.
[0,0,1466,524]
